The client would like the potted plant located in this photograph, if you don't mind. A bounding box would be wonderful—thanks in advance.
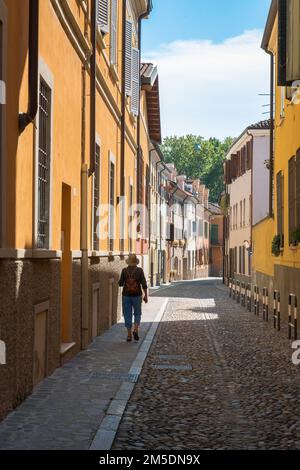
[271,235,281,257]
[290,227,300,247]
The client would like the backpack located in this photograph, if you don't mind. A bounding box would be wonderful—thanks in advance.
[124,268,140,296]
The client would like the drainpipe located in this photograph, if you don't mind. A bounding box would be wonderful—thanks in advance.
[80,2,91,349]
[19,0,39,133]
[81,163,89,349]
[268,52,275,218]
[89,0,96,176]
[148,148,158,286]
[136,1,153,203]
[120,0,126,198]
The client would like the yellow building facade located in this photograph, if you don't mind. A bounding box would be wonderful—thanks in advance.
[252,0,300,323]
[0,0,152,419]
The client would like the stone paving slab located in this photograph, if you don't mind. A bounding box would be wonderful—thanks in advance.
[0,296,168,450]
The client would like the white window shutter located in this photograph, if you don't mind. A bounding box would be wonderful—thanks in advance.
[110,0,118,65]
[96,0,109,34]
[125,19,133,96]
[131,47,140,116]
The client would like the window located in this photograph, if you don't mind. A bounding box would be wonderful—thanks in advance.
[211,224,219,245]
[204,222,208,239]
[96,0,109,34]
[277,171,284,247]
[280,87,285,118]
[240,201,243,228]
[239,246,242,274]
[93,144,100,251]
[110,0,118,65]
[288,153,300,244]
[242,246,246,275]
[129,182,133,252]
[278,0,300,85]
[37,79,51,249]
[109,161,115,251]
[243,199,246,226]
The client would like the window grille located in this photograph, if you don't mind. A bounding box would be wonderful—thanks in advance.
[37,79,51,249]
[93,144,100,251]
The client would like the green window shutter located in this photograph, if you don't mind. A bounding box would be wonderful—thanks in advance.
[211,224,218,244]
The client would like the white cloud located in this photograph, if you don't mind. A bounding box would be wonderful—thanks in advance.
[143,30,270,140]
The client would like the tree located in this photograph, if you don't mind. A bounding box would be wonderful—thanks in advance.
[161,135,234,203]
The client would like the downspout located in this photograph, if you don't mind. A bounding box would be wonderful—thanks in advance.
[19,0,39,133]
[148,148,157,286]
[247,130,255,277]
[120,0,126,198]
[136,1,153,203]
[81,1,93,349]
[89,0,96,176]
[158,165,165,283]
[268,52,275,217]
[193,200,197,279]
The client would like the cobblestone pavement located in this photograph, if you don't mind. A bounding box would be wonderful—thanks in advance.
[113,279,300,450]
[0,297,166,450]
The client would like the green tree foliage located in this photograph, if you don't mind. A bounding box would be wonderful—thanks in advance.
[161,135,234,203]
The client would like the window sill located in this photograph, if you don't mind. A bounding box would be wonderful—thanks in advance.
[129,111,137,125]
[60,342,76,356]
[289,244,300,251]
[96,28,107,50]
[109,63,120,83]
[0,249,62,259]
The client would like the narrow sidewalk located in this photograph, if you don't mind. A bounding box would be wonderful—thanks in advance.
[0,296,168,450]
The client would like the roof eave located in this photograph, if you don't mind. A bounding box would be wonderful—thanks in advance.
[261,0,277,51]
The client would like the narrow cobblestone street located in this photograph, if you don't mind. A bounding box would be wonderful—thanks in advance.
[113,279,300,450]
[1,278,300,450]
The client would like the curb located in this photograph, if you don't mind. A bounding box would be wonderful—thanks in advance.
[89,297,169,451]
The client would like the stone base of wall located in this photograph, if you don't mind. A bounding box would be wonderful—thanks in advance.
[0,258,61,422]
[0,254,127,422]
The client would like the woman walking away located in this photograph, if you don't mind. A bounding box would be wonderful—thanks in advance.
[118,254,148,342]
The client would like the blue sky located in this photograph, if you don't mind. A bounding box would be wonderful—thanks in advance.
[142,0,272,140]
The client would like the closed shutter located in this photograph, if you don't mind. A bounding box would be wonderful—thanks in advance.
[96,0,109,34]
[211,224,218,245]
[276,171,283,246]
[289,156,296,243]
[237,151,241,177]
[296,150,300,228]
[286,0,300,83]
[125,19,132,96]
[110,0,118,65]
[131,47,140,115]
[278,0,287,85]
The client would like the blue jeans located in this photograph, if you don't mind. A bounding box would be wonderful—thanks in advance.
[122,296,142,329]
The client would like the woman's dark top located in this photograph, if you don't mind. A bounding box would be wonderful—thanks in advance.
[118,266,148,297]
